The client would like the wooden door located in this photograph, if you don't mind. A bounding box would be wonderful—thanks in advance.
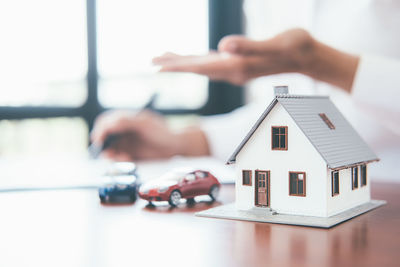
[255,171,269,207]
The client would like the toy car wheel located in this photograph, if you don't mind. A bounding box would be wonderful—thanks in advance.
[209,185,219,201]
[168,190,182,207]
[186,197,195,205]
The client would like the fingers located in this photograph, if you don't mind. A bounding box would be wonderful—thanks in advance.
[152,53,207,66]
[100,141,169,161]
[152,52,180,64]
[91,110,164,147]
[91,112,120,144]
[100,133,137,161]
[91,110,142,145]
[153,52,224,72]
[218,35,279,55]
[154,52,243,83]
[101,149,133,162]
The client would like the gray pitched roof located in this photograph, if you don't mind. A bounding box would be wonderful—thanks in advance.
[227,94,379,169]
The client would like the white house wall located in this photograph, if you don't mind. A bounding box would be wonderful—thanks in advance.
[235,102,328,217]
[326,166,371,216]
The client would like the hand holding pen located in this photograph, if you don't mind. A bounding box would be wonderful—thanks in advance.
[89,93,158,158]
[89,93,187,161]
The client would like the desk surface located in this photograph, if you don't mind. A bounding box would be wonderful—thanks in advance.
[0,182,399,267]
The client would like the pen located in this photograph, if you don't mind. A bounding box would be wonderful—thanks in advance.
[88,93,158,158]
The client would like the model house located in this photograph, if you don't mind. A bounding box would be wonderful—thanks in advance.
[226,86,379,217]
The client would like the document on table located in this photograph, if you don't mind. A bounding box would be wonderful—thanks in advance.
[0,155,235,192]
[0,156,109,192]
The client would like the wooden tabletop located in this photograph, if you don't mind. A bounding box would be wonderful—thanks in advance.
[0,182,399,267]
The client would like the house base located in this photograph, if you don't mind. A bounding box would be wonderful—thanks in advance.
[195,200,386,228]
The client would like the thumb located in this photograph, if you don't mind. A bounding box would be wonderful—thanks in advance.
[218,35,278,55]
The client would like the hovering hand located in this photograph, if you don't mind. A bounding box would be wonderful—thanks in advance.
[153,29,315,85]
[153,28,359,91]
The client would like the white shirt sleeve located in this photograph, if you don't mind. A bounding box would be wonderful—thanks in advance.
[351,55,400,134]
[200,103,266,161]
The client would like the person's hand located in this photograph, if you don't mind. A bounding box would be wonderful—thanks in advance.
[153,28,359,92]
[153,29,315,85]
[90,110,210,161]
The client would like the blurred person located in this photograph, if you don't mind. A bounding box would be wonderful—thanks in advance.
[92,0,400,180]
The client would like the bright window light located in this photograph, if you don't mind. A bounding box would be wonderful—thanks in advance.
[0,0,87,107]
[97,0,209,109]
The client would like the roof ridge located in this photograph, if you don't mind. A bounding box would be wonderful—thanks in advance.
[275,94,329,99]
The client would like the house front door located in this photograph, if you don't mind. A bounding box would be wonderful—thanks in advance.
[255,170,270,207]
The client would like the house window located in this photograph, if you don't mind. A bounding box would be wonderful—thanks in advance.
[289,172,306,196]
[361,164,367,186]
[271,126,288,150]
[332,171,339,196]
[352,167,359,190]
[242,170,252,186]
[319,113,335,129]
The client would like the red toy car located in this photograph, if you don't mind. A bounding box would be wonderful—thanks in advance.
[138,169,220,207]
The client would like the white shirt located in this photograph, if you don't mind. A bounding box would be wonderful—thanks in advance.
[201,0,400,181]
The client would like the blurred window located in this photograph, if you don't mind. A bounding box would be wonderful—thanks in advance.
[0,118,88,157]
[97,0,209,109]
[0,0,243,156]
[0,0,87,107]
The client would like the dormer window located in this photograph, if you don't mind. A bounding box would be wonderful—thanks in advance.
[271,126,288,150]
[319,113,335,129]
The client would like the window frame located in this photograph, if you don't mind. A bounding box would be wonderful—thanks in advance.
[0,0,244,131]
[271,126,288,151]
[360,164,367,186]
[242,170,252,186]
[289,171,306,197]
[351,166,359,190]
[331,171,340,196]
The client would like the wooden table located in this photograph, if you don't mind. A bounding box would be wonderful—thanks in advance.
[0,182,399,267]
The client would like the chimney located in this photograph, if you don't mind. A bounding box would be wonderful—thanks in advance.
[274,85,289,95]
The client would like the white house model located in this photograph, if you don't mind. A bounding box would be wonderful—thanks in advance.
[226,86,379,218]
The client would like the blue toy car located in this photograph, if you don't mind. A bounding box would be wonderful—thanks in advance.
[99,162,140,204]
